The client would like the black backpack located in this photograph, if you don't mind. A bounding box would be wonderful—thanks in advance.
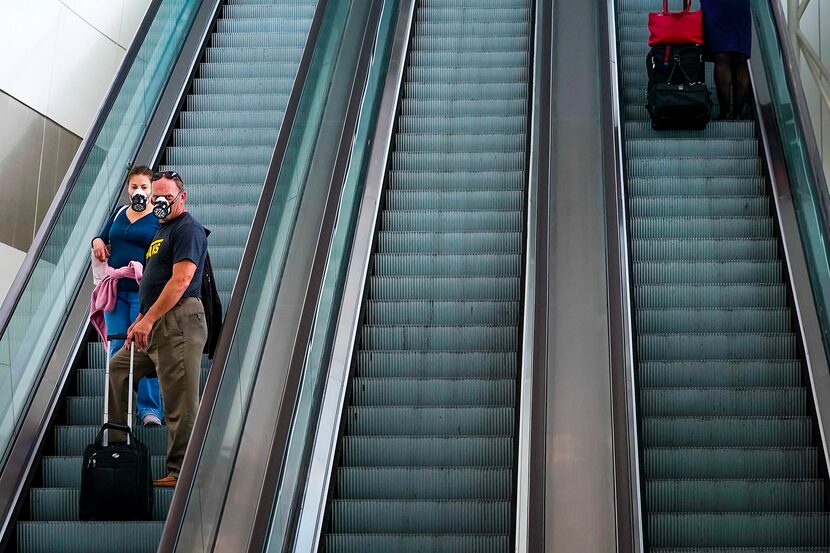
[646,44,711,130]
[201,230,222,359]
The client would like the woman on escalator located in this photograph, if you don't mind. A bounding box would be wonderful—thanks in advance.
[701,0,752,119]
[90,165,163,427]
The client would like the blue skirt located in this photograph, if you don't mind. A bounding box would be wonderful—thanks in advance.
[701,0,752,58]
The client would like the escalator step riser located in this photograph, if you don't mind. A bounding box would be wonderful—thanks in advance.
[204,46,306,64]
[648,513,830,548]
[222,4,317,18]
[406,66,530,84]
[628,176,765,196]
[416,22,529,37]
[644,447,819,479]
[187,206,257,226]
[627,139,757,158]
[350,378,516,407]
[329,500,510,533]
[173,127,279,147]
[639,361,802,388]
[340,436,514,467]
[630,198,769,217]
[361,326,518,352]
[398,116,527,134]
[418,7,531,20]
[345,407,514,436]
[215,19,313,35]
[211,31,309,49]
[636,308,791,333]
[17,522,164,553]
[618,0,702,13]
[186,93,289,112]
[400,99,526,117]
[42,456,167,487]
[385,190,524,210]
[632,217,773,239]
[324,534,508,553]
[178,110,284,129]
[635,285,784,308]
[638,334,797,361]
[395,131,526,151]
[422,0,530,7]
[642,418,813,447]
[166,146,273,165]
[646,480,824,512]
[624,120,754,139]
[634,261,783,285]
[199,61,301,79]
[631,239,778,261]
[55,426,168,456]
[335,467,512,499]
[382,211,523,232]
[412,35,529,52]
[640,388,807,417]
[373,253,521,277]
[370,277,519,300]
[29,488,172,521]
[366,300,520,325]
[356,351,517,378]
[404,81,528,99]
[158,164,270,184]
[409,51,529,67]
[628,157,761,177]
[377,233,522,254]
[191,76,294,95]
[389,169,525,190]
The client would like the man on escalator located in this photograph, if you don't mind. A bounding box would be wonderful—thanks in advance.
[106,171,208,488]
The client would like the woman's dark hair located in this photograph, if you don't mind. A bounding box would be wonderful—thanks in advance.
[126,165,153,182]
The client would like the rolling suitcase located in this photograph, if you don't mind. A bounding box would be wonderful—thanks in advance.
[79,334,153,521]
[646,44,711,130]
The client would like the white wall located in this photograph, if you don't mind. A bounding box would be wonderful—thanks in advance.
[785,0,830,184]
[0,0,152,137]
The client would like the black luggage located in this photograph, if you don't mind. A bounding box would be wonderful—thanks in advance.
[79,336,153,521]
[646,44,711,129]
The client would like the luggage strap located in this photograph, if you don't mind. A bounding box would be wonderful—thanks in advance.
[666,51,699,85]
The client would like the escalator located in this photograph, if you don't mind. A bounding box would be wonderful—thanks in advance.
[612,0,830,549]
[7,1,318,551]
[311,0,533,551]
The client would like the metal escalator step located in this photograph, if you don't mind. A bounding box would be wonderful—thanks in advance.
[635,284,787,309]
[422,0,529,7]
[630,197,769,217]
[29,488,173,521]
[351,378,515,406]
[361,325,518,351]
[639,361,802,388]
[642,417,813,447]
[646,480,824,513]
[639,388,807,416]
[628,177,765,197]
[366,300,519,325]
[376,232,522,254]
[222,4,316,19]
[385,190,523,209]
[648,513,830,548]
[211,31,309,49]
[329,500,510,533]
[627,139,757,158]
[198,61,301,79]
[400,98,526,117]
[324,533,508,553]
[335,467,512,499]
[631,239,778,261]
[409,51,528,68]
[204,46,305,64]
[633,261,783,284]
[397,116,526,134]
[418,7,530,21]
[416,21,529,38]
[638,333,797,361]
[340,436,514,467]
[412,34,528,52]
[191,76,294,95]
[42,456,167,487]
[644,447,820,479]
[382,211,523,232]
[344,407,514,436]
[215,18,312,35]
[631,217,773,239]
[624,120,753,139]
[373,253,521,277]
[17,522,164,553]
[158,164,270,184]
[173,127,279,147]
[185,92,289,112]
[389,169,525,190]
[369,277,519,300]
[627,157,762,177]
[178,110,284,129]
[356,351,517,378]
[396,131,526,151]
[636,308,791,334]
[166,145,273,165]
[55,426,168,456]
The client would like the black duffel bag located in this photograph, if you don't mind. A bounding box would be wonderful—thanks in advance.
[646,44,711,130]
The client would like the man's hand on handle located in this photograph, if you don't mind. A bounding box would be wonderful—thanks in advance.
[126,312,153,351]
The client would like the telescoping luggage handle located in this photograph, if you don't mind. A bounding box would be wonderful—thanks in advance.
[661,0,692,15]
[103,333,135,447]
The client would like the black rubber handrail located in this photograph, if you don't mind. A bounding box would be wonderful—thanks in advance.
[0,0,164,341]
[157,0,330,549]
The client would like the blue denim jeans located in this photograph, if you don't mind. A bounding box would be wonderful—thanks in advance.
[103,290,164,421]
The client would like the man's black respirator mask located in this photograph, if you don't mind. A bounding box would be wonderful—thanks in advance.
[152,191,181,220]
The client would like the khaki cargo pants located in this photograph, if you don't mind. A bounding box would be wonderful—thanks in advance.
[107,297,207,476]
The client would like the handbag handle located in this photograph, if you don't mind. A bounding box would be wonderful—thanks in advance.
[663,0,692,15]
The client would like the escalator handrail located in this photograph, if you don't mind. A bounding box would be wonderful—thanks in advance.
[157,1,332,549]
[600,0,646,551]
[0,0,164,342]
[289,1,417,550]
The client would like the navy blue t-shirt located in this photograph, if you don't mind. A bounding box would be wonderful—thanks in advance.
[97,207,160,293]
[139,212,207,314]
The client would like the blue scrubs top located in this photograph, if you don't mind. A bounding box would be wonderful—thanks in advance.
[97,207,160,293]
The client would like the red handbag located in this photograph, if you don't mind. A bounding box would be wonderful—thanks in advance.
[648,0,704,46]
